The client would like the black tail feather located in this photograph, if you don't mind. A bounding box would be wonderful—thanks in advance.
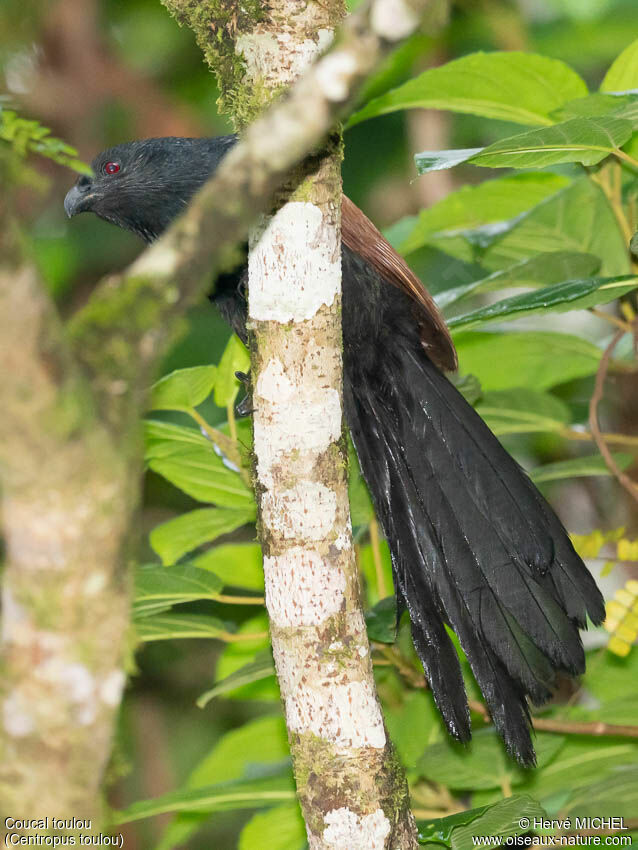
[344,340,604,766]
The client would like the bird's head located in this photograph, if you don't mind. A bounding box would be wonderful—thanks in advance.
[64,135,237,243]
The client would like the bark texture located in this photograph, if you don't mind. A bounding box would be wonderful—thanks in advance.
[161,0,443,845]
[1,0,445,831]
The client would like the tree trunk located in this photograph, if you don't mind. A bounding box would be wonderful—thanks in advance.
[160,0,421,845]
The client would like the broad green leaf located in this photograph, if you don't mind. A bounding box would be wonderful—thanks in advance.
[358,540,394,606]
[145,420,211,457]
[448,275,638,332]
[349,52,587,128]
[136,613,229,642]
[150,507,255,565]
[475,389,570,437]
[157,714,289,850]
[113,775,295,824]
[530,453,634,484]
[386,690,447,771]
[365,596,397,644]
[601,38,638,93]
[239,803,305,850]
[214,334,251,408]
[449,796,547,850]
[469,117,633,169]
[482,178,630,276]
[348,436,374,526]
[437,252,601,310]
[215,614,277,701]
[580,645,638,704]
[417,117,634,174]
[147,444,255,508]
[454,331,602,392]
[198,650,275,707]
[418,804,491,845]
[190,715,289,786]
[472,738,638,809]
[415,148,482,174]
[150,366,217,412]
[417,729,564,791]
[552,93,638,124]
[392,174,569,256]
[134,563,224,616]
[194,543,264,591]
[563,766,638,819]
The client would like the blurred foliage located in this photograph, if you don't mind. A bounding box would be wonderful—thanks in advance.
[2,0,638,848]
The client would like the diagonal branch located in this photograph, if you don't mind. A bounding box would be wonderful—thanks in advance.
[68,0,448,425]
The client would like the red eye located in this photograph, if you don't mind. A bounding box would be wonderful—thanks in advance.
[105,161,120,175]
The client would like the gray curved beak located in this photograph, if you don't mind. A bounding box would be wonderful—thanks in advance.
[64,184,90,218]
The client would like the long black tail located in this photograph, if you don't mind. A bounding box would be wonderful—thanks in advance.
[344,338,605,765]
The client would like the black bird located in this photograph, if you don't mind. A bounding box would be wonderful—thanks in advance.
[65,136,605,765]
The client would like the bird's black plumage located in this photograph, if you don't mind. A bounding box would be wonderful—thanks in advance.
[65,135,605,765]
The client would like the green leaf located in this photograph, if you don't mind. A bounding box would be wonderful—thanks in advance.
[437,252,601,310]
[156,715,290,850]
[394,173,569,257]
[145,420,211,457]
[349,52,587,129]
[193,543,264,591]
[562,766,638,819]
[134,564,224,616]
[454,331,602,392]
[530,453,634,484]
[414,148,483,174]
[348,436,374,526]
[198,650,275,707]
[482,178,630,277]
[417,796,547,848]
[552,93,638,124]
[448,275,638,332]
[113,775,295,824]
[136,613,229,642]
[450,796,547,850]
[365,596,397,644]
[601,38,638,93]
[417,729,564,791]
[214,334,251,408]
[418,804,490,845]
[150,507,255,565]
[150,366,218,412]
[416,117,634,174]
[214,614,276,702]
[386,690,447,771]
[475,389,570,437]
[469,116,634,169]
[239,803,305,850]
[147,444,255,508]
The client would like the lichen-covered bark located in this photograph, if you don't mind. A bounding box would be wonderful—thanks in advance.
[0,252,132,825]
[182,0,420,845]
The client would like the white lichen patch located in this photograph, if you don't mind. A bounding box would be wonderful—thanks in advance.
[286,678,386,748]
[129,240,178,278]
[262,481,337,540]
[249,203,340,322]
[3,691,35,738]
[256,357,296,404]
[99,669,126,707]
[315,51,358,102]
[264,548,345,627]
[34,659,98,726]
[238,27,333,87]
[253,388,341,488]
[321,807,391,849]
[371,0,420,41]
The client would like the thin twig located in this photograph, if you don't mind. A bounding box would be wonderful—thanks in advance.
[588,326,638,505]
